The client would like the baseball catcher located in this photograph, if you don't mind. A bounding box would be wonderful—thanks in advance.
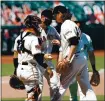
[12,15,53,101]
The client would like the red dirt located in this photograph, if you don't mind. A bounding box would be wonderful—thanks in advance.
[1,55,13,64]
[94,50,104,56]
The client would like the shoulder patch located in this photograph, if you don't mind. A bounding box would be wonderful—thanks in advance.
[65,31,72,35]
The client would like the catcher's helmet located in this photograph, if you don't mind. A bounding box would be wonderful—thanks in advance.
[24,15,41,33]
[41,9,53,26]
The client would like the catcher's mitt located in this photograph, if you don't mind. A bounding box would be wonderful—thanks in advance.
[90,71,100,86]
[9,75,25,90]
[56,60,70,74]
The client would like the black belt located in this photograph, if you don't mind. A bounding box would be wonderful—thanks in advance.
[22,62,28,65]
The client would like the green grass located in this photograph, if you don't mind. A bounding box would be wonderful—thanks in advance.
[88,56,104,72]
[2,95,105,101]
[1,64,14,76]
[1,56,104,76]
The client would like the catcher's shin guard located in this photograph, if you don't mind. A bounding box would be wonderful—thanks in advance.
[26,85,42,101]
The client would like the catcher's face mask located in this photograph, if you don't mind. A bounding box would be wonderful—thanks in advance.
[35,26,42,36]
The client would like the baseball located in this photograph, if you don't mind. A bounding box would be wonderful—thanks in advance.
[44,54,53,60]
[48,55,52,59]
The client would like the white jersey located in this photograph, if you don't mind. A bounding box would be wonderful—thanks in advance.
[53,20,97,101]
[41,25,60,53]
[60,20,84,58]
[14,31,41,64]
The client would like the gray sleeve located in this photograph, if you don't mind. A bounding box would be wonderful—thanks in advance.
[50,26,60,40]
[54,28,60,40]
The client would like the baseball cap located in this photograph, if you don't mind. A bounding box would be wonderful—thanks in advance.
[41,9,53,20]
[53,6,67,14]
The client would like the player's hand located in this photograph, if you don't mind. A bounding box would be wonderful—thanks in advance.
[44,54,53,60]
[46,67,53,78]
[56,59,70,74]
[90,70,100,86]
[63,58,71,67]
[51,39,60,45]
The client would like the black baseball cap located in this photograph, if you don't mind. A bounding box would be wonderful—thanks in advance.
[53,6,67,14]
[41,9,53,20]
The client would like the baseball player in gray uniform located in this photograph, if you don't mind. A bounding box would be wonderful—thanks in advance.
[38,9,61,101]
[52,6,97,101]
[13,15,53,101]
[69,21,100,101]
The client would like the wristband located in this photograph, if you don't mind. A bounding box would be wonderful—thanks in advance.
[13,58,18,69]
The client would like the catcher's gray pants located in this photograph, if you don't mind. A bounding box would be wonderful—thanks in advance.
[52,53,97,101]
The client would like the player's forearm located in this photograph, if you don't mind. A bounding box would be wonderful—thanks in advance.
[13,58,18,68]
[13,51,18,68]
[66,45,77,62]
[58,51,63,62]
[66,37,79,62]
[13,51,18,74]
[14,51,18,58]
[88,51,97,72]
[34,53,53,78]
[34,53,48,69]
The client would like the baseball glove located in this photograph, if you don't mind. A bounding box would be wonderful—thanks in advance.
[90,70,100,86]
[56,60,70,74]
[9,75,25,90]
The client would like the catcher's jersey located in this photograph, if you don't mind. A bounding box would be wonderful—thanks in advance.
[41,25,60,53]
[60,20,84,58]
[14,31,41,63]
[81,33,94,59]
